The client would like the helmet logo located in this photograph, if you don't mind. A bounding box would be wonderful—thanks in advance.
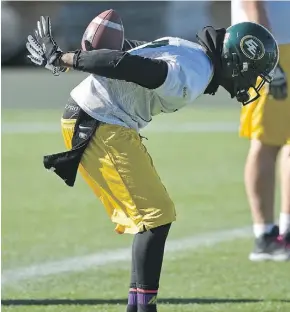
[240,35,265,60]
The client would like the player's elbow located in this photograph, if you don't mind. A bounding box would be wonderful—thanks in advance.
[74,49,168,89]
[118,54,168,89]
[136,58,168,89]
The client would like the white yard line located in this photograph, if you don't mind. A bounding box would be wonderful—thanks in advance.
[2,227,251,286]
[1,122,238,134]
[2,121,244,287]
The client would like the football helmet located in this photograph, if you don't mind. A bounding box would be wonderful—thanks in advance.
[222,22,279,105]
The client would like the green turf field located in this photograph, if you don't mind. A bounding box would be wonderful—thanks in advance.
[2,70,289,312]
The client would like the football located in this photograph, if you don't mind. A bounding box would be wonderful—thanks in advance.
[81,9,124,51]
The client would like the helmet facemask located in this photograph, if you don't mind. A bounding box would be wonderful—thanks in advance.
[222,51,274,105]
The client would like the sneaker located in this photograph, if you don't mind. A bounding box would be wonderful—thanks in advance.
[278,231,290,247]
[249,226,290,262]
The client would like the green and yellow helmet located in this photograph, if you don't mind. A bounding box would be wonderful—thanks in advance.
[222,22,279,105]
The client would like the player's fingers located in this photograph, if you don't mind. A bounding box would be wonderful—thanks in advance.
[47,16,57,46]
[277,89,283,99]
[26,41,37,55]
[277,87,286,99]
[41,16,47,35]
[34,29,40,41]
[27,35,42,53]
[281,88,288,100]
[47,16,52,36]
[271,86,287,100]
[26,42,41,58]
[27,54,43,66]
[27,52,44,67]
[26,40,44,60]
[37,20,43,38]
[282,84,288,98]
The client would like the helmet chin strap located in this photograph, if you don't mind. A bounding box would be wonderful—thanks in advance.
[221,54,250,104]
[220,56,263,105]
[232,71,262,105]
[235,85,262,105]
[228,74,251,104]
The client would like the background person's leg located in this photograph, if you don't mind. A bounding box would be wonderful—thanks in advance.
[244,139,280,232]
[240,44,290,261]
[279,144,290,237]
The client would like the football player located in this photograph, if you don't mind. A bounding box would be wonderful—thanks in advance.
[232,0,290,261]
[27,16,280,312]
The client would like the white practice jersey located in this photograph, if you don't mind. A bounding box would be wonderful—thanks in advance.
[231,0,290,45]
[70,37,213,131]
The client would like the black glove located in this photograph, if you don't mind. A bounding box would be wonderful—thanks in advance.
[26,16,64,75]
[269,63,288,100]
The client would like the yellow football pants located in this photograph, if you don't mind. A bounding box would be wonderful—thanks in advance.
[240,44,290,145]
[61,119,176,234]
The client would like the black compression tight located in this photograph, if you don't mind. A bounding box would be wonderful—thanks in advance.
[127,223,171,312]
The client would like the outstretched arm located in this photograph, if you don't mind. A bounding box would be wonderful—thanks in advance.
[26,17,194,107]
[57,49,167,89]
[26,16,167,89]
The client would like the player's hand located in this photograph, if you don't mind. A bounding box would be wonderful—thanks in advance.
[26,16,64,75]
[269,63,288,100]
[26,34,61,76]
[34,16,63,65]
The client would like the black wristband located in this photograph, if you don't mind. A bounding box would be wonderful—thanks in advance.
[52,51,64,67]
[72,50,82,69]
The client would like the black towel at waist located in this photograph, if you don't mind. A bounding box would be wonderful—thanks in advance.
[43,97,100,187]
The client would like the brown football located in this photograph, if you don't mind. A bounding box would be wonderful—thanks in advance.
[81,9,124,51]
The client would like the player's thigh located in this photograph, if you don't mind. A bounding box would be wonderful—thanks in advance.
[61,118,117,215]
[61,118,76,149]
[94,123,176,231]
[61,120,175,232]
[240,44,290,145]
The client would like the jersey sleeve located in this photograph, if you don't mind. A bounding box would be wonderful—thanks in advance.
[154,54,213,108]
[122,39,148,51]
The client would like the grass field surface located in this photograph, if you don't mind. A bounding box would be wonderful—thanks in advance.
[2,70,289,312]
